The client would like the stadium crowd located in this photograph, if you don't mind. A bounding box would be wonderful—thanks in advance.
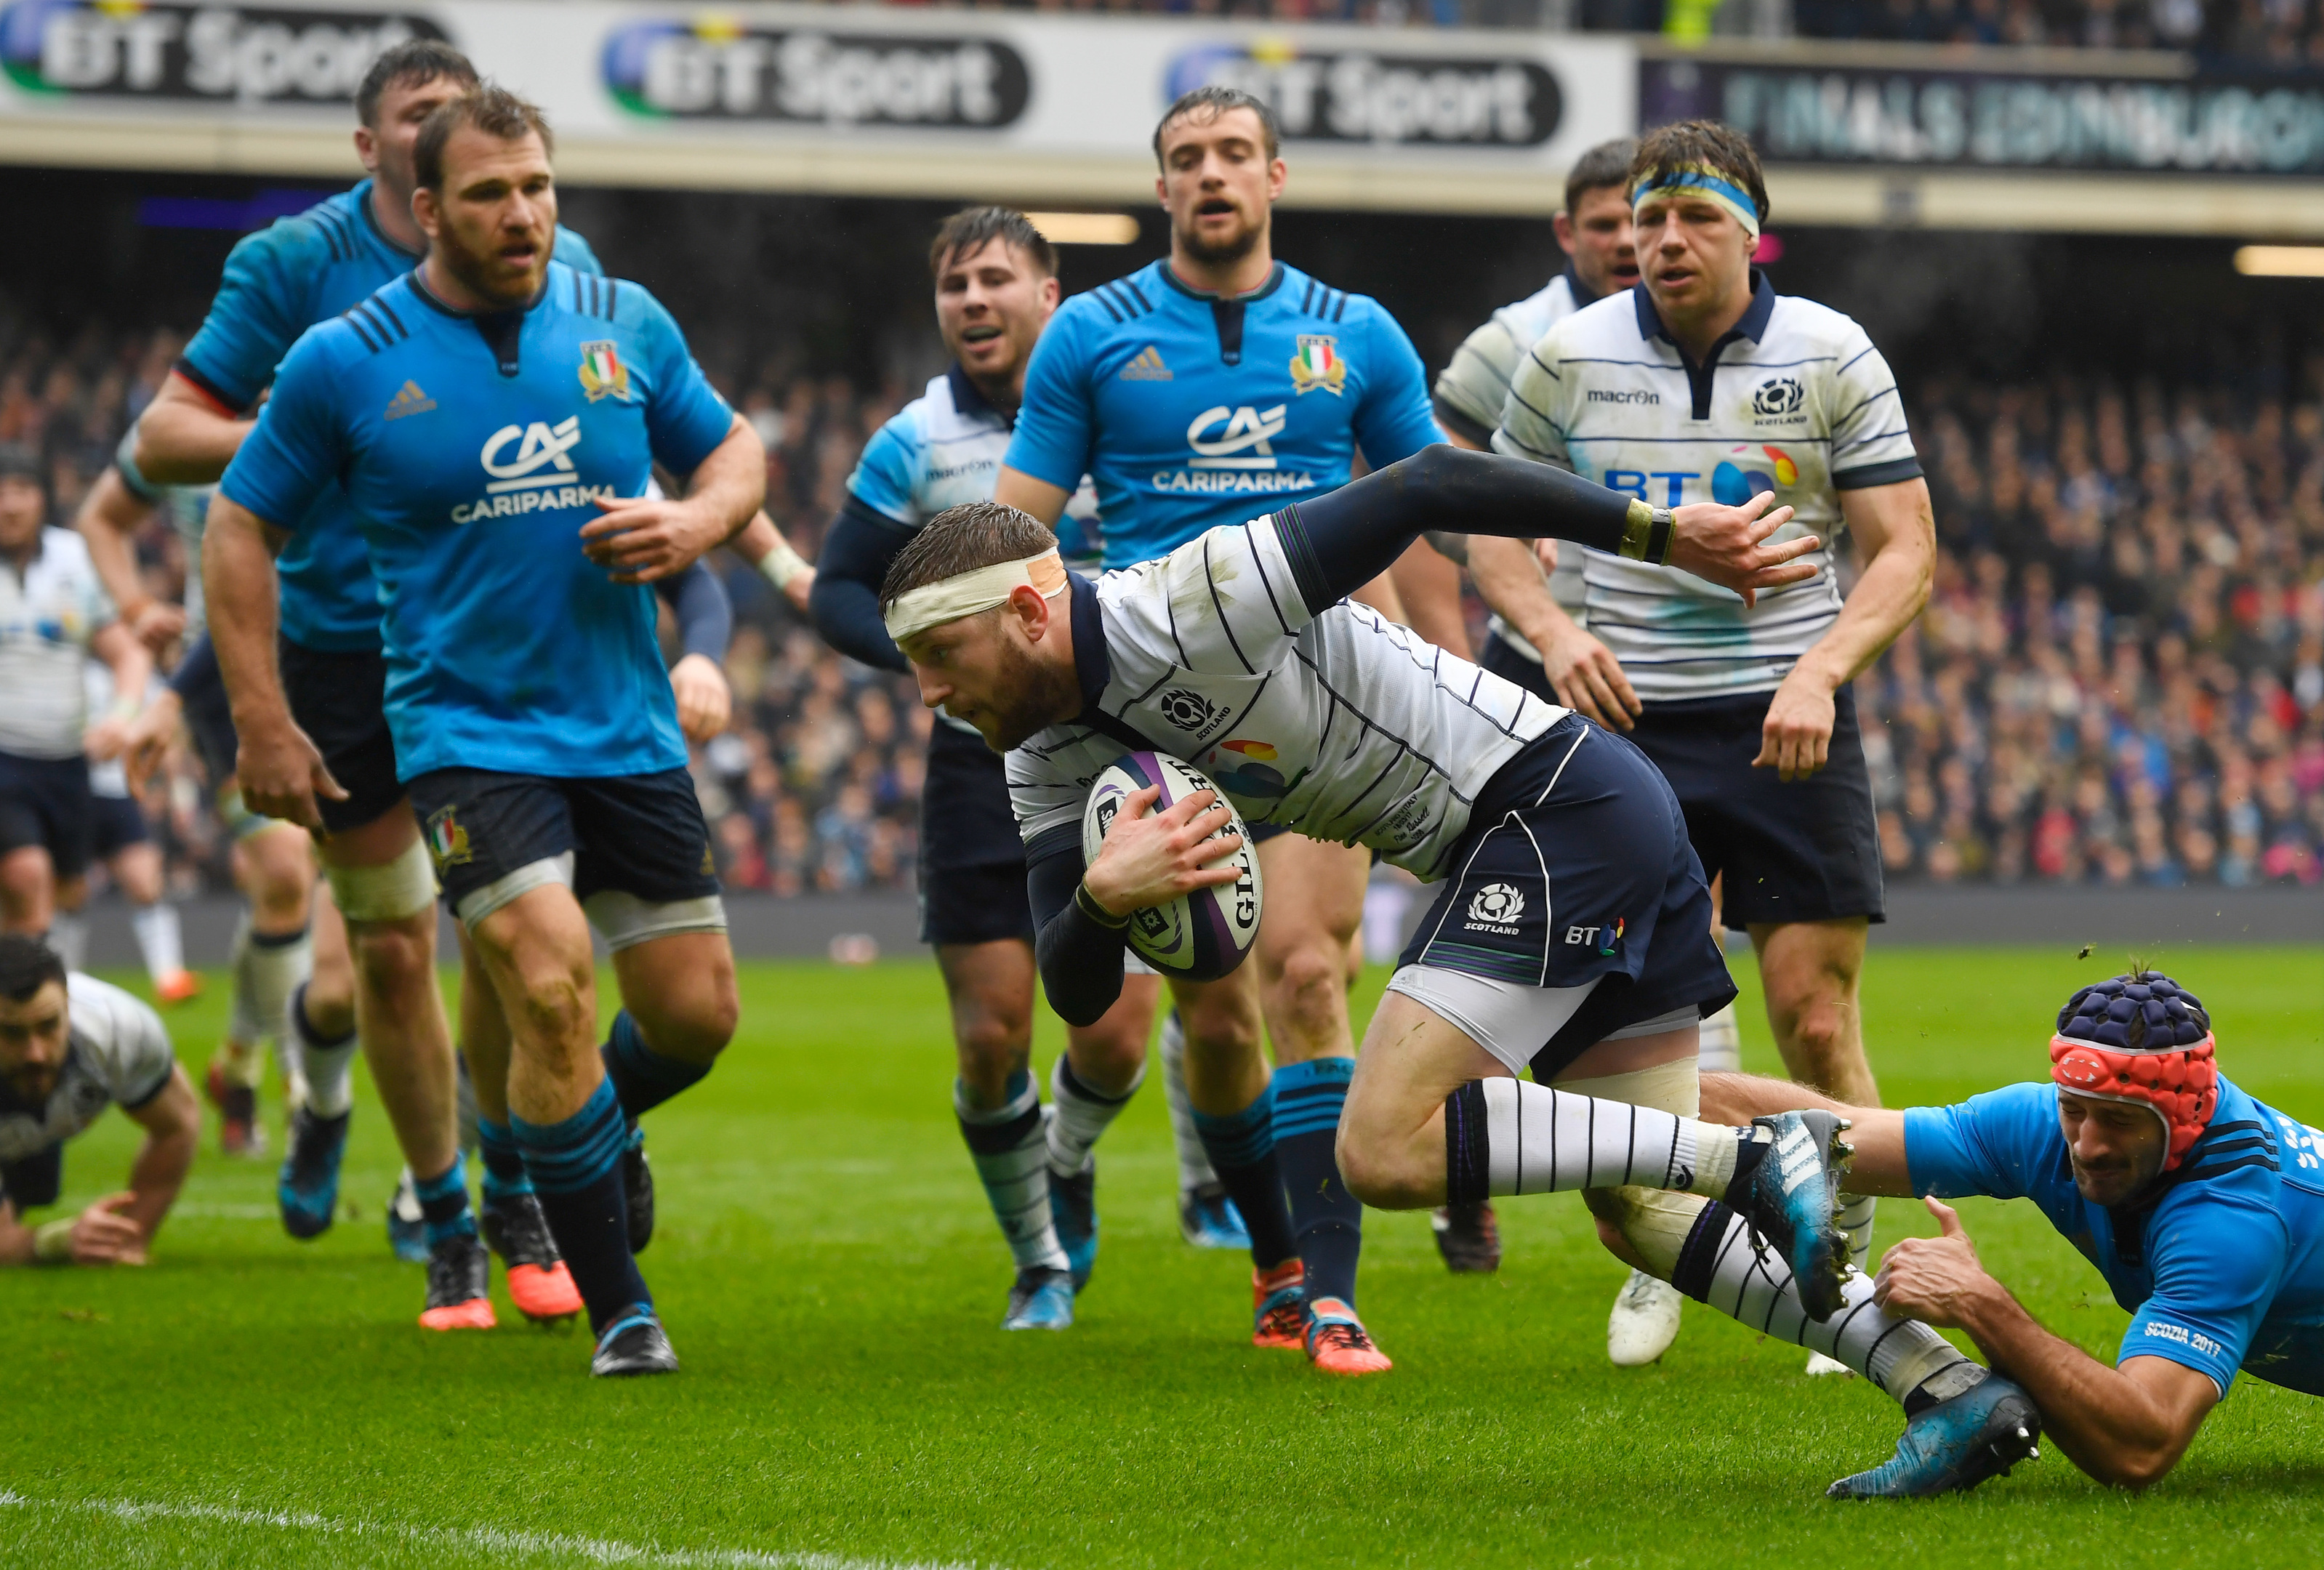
[9,312,2319,894]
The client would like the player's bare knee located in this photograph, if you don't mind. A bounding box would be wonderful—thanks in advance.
[1334,1119,1428,1209]
[350,915,433,1003]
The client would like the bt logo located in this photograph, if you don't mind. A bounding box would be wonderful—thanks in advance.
[1602,469,1695,507]
[1712,444,1798,507]
[1186,404,1287,470]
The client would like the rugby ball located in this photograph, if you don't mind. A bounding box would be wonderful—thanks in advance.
[1082,751,1264,981]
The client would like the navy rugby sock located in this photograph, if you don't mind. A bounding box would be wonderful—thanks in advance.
[1191,1089,1300,1272]
[513,1077,651,1334]
[475,1116,534,1205]
[1271,1058,1362,1308]
[413,1154,478,1248]
[600,1010,709,1122]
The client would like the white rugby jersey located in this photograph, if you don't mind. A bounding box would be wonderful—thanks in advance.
[1008,520,1569,879]
[1433,267,1596,645]
[84,662,127,799]
[1493,275,1922,702]
[0,973,174,1172]
[0,528,116,760]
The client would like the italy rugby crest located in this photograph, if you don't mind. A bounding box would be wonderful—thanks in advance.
[578,340,632,402]
[1289,334,1346,396]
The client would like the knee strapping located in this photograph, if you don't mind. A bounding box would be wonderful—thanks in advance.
[1556,1056,1701,1118]
[326,837,439,923]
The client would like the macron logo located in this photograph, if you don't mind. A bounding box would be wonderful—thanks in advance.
[1119,345,1173,382]
[482,419,582,493]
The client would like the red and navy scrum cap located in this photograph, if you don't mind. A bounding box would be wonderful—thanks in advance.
[2048,971,2219,1172]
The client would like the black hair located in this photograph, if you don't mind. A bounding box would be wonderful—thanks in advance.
[355,39,478,130]
[0,444,44,488]
[1153,86,1280,168]
[414,84,554,193]
[1564,137,1638,217]
[0,934,65,1002]
[930,206,1056,282]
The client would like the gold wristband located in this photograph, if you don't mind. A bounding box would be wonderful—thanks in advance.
[1075,881,1129,929]
[1619,499,1676,565]
[33,1217,74,1264]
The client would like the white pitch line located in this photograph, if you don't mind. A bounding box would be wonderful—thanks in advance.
[0,1492,986,1570]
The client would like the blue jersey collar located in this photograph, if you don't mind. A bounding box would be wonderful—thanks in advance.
[1631,267,1775,349]
[1067,570,1110,710]
[351,177,422,263]
[1154,258,1287,304]
[1564,260,1601,310]
[946,363,1013,428]
[406,264,556,319]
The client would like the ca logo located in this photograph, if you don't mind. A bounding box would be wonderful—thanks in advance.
[481,418,582,494]
[1186,404,1287,471]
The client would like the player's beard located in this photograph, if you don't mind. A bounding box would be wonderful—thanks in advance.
[436,213,550,310]
[977,629,1078,753]
[1179,204,1264,267]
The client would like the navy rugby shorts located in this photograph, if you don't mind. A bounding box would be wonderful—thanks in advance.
[919,722,1037,948]
[0,751,94,880]
[278,637,406,836]
[1627,685,1884,933]
[89,793,149,859]
[1400,715,1735,1081]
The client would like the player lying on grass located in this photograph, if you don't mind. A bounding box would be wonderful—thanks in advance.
[0,935,197,1268]
[1704,969,2321,1492]
[877,447,2038,1493]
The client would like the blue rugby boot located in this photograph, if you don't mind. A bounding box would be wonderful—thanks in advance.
[1002,1265,1075,1331]
[277,1104,349,1240]
[591,1305,680,1377]
[1050,1159,1098,1292]
[1179,1180,1251,1251]
[1828,1372,2042,1499]
[386,1167,429,1263]
[1730,1110,1851,1320]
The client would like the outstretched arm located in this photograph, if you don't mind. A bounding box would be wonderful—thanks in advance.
[1878,1198,2218,1489]
[1278,446,1817,616]
[1697,1071,1910,1194]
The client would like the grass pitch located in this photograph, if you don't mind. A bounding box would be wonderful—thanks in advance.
[5,942,2323,1569]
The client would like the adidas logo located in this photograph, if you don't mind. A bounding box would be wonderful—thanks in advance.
[1119,345,1172,382]
[383,380,436,421]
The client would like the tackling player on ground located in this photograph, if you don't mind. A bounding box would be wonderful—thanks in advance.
[882,445,2035,1496]
[1493,121,1937,1369]
[811,206,1154,1332]
[1705,969,2323,1495]
[207,86,765,1376]
[994,86,1447,1374]
[0,935,197,1271]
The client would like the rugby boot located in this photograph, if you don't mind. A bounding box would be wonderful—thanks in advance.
[1731,1110,1851,1321]
[155,969,203,1005]
[1002,1265,1074,1331]
[417,1233,496,1331]
[1179,1180,1250,1250]
[276,1103,349,1241]
[1304,1297,1393,1377]
[386,1167,429,1263]
[1431,1200,1501,1273]
[622,1124,655,1254]
[1607,1268,1683,1366]
[481,1191,584,1326]
[592,1305,680,1377]
[1252,1260,1308,1349]
[1049,1159,1098,1292]
[203,1059,265,1158]
[1827,1373,2042,1499]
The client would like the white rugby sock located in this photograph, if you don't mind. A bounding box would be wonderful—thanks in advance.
[1159,1011,1220,1193]
[228,914,311,1047]
[287,982,360,1120]
[1697,1001,1742,1074]
[47,911,87,973]
[1673,1201,1972,1406]
[130,901,183,983]
[1465,1077,1750,1199]
[955,1076,1069,1274]
[1836,1193,1879,1273]
[1048,1055,1143,1178]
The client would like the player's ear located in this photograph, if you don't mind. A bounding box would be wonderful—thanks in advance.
[1008,583,1054,642]
[1038,274,1061,312]
[353,124,379,174]
[1267,158,1288,201]
[1552,210,1575,254]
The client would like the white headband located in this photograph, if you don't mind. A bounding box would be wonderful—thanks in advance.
[883,548,1069,645]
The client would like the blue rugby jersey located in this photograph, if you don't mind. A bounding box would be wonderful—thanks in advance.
[1003,259,1441,568]
[178,180,600,652]
[217,262,736,781]
[1908,1075,2324,1399]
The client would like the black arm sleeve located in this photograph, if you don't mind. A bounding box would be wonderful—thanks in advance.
[167,632,219,701]
[1274,443,1645,613]
[654,559,733,664]
[807,496,914,673]
[1026,833,1130,1028]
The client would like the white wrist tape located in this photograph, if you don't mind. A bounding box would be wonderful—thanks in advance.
[757,534,811,591]
[881,548,1067,645]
